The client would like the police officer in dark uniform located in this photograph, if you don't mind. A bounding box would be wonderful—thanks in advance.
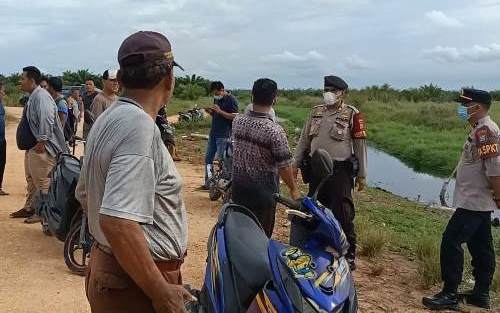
[423,89,500,310]
[293,75,367,270]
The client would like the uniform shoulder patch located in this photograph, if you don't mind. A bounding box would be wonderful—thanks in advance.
[311,105,326,117]
[475,126,500,159]
[352,112,367,139]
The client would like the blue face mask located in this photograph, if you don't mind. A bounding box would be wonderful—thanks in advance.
[457,105,469,121]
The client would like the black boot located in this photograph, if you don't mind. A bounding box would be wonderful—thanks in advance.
[422,291,459,311]
[458,289,490,309]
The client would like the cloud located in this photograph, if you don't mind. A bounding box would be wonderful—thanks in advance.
[261,50,326,63]
[425,10,463,28]
[344,55,374,70]
[423,43,500,63]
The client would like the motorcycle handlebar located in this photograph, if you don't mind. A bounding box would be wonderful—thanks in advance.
[273,193,301,211]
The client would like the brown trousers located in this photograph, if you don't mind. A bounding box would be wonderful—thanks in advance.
[85,245,183,313]
[24,149,56,211]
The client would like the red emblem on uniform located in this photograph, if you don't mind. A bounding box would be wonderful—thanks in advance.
[352,112,367,139]
[475,126,500,159]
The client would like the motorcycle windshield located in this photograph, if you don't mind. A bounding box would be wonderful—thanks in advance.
[301,198,349,255]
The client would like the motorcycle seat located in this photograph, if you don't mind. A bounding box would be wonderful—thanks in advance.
[224,207,272,307]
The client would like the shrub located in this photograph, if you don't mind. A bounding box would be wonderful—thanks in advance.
[415,236,441,289]
[357,218,389,258]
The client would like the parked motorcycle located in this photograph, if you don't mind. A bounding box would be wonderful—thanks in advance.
[179,107,204,123]
[187,149,357,313]
[208,141,233,203]
[37,153,82,241]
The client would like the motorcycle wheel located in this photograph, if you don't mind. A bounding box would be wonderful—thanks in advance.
[63,222,91,276]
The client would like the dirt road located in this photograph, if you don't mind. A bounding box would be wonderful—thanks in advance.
[0,107,218,313]
[0,107,486,312]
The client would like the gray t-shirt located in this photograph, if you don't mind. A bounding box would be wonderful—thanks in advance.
[76,97,188,261]
[453,116,500,212]
[26,86,67,157]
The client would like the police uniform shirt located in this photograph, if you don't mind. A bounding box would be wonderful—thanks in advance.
[294,103,367,178]
[453,116,500,212]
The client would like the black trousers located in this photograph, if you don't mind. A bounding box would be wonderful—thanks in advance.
[291,160,356,258]
[441,208,496,293]
[0,139,6,189]
[232,182,277,238]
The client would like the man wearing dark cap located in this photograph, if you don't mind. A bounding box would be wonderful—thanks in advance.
[293,75,367,270]
[89,69,119,120]
[423,88,499,310]
[76,31,191,313]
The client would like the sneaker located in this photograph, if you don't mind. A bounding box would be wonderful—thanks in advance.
[0,189,9,196]
[10,208,33,218]
[24,215,42,224]
[422,291,459,311]
[458,290,490,309]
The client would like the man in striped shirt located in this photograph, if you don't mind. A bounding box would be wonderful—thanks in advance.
[231,78,300,237]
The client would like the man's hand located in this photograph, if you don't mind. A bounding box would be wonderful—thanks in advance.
[204,107,213,114]
[211,104,222,114]
[355,176,366,191]
[34,141,46,154]
[152,284,193,313]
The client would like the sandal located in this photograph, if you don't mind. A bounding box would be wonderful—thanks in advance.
[10,208,33,218]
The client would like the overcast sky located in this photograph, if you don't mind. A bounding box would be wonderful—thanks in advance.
[1,0,499,90]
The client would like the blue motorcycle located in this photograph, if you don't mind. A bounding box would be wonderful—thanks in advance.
[187,149,358,313]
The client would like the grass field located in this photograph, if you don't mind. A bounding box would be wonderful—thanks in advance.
[174,117,500,293]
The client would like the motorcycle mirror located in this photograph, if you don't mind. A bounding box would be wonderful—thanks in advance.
[311,149,334,179]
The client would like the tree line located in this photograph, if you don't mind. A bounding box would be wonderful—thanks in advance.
[1,69,499,107]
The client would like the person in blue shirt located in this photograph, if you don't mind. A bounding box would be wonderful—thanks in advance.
[0,82,8,195]
[201,81,238,189]
[46,77,68,127]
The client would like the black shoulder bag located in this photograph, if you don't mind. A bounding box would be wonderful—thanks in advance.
[16,104,38,150]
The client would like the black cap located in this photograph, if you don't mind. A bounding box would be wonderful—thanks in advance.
[456,88,492,108]
[118,31,184,70]
[324,75,348,90]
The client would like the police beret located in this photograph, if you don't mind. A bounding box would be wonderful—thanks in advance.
[324,75,348,90]
[456,88,492,107]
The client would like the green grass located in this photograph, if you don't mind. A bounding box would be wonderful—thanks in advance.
[167,94,500,178]
[164,96,212,116]
[415,236,441,289]
[356,217,389,258]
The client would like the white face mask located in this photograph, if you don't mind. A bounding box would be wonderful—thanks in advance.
[323,92,338,106]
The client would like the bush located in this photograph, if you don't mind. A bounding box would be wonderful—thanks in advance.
[415,236,441,289]
[357,218,389,258]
